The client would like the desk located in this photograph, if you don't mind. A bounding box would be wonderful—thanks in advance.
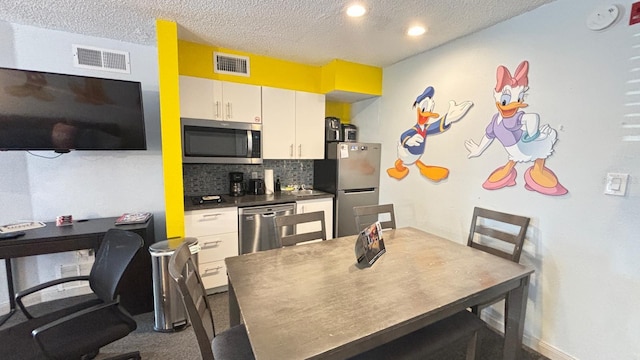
[225,227,533,360]
[0,217,155,325]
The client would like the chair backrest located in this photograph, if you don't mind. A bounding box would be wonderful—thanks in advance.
[275,211,326,247]
[467,207,530,263]
[89,228,143,302]
[169,242,216,360]
[353,204,396,232]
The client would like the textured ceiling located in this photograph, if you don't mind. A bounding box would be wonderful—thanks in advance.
[0,0,554,67]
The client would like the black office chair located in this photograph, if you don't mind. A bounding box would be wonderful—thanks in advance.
[168,242,255,360]
[0,228,143,360]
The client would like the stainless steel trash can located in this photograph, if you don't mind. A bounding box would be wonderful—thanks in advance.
[149,237,199,332]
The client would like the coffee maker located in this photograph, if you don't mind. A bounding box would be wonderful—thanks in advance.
[229,172,245,196]
[325,117,343,142]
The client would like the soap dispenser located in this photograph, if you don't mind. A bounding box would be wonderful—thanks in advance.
[275,177,281,192]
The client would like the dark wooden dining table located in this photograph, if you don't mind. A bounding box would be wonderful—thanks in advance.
[225,227,534,360]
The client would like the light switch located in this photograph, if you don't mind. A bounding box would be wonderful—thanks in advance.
[604,173,629,196]
[611,178,622,190]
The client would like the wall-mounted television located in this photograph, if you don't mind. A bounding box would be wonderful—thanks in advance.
[0,67,146,152]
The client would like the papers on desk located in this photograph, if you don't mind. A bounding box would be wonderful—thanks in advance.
[0,221,46,233]
[355,221,386,266]
[115,212,152,225]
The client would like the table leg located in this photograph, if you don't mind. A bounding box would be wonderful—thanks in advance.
[0,259,16,327]
[228,277,240,327]
[503,275,530,360]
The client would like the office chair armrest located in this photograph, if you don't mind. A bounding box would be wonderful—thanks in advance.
[16,275,90,319]
[31,298,121,358]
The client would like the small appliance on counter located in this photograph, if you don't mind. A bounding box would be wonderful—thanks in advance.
[249,178,266,195]
[190,195,225,205]
[325,117,343,142]
[229,172,245,196]
[341,124,357,142]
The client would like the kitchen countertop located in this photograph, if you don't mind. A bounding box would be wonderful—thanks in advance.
[184,190,334,211]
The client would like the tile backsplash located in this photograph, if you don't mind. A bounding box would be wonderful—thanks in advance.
[183,160,314,195]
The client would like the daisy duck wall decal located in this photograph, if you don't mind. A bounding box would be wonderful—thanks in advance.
[387,86,473,181]
[464,60,568,196]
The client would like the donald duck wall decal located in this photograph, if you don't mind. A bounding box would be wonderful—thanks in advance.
[387,86,473,181]
[464,60,568,196]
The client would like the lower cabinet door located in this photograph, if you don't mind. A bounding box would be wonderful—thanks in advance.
[199,259,227,290]
[196,233,238,264]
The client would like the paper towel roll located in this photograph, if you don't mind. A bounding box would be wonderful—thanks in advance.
[264,169,274,195]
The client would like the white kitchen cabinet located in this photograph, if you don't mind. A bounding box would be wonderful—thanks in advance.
[179,75,262,123]
[184,207,238,292]
[262,86,325,159]
[294,91,325,158]
[296,198,333,239]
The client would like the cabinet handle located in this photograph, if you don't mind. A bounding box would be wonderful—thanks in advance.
[215,101,221,118]
[202,240,222,247]
[204,266,223,274]
[226,102,232,119]
[298,144,302,157]
[289,144,294,157]
[201,213,222,218]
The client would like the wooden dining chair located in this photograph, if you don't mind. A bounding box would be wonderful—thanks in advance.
[467,206,530,329]
[275,211,326,247]
[353,204,396,232]
[168,242,255,360]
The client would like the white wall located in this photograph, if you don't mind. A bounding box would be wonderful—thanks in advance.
[0,23,166,305]
[353,0,640,359]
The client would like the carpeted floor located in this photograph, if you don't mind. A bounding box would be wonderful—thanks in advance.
[3,292,549,359]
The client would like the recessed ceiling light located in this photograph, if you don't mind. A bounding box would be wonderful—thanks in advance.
[407,26,426,37]
[346,4,367,17]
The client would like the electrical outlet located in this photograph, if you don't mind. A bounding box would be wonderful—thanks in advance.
[251,171,258,179]
[604,173,629,196]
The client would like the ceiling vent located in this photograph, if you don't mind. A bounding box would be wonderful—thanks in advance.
[214,52,250,77]
[72,44,130,74]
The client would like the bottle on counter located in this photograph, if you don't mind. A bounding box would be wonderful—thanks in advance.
[275,177,281,192]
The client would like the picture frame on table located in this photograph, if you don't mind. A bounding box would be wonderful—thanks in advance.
[354,221,386,266]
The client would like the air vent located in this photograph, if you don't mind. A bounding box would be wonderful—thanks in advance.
[72,44,130,73]
[214,52,250,77]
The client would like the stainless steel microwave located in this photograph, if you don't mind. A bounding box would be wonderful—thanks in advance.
[181,118,262,164]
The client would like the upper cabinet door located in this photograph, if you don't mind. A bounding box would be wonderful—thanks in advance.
[262,86,296,159]
[295,91,325,159]
[221,81,262,123]
[179,76,262,123]
[179,76,217,120]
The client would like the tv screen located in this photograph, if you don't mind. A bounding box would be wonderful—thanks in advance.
[0,67,146,152]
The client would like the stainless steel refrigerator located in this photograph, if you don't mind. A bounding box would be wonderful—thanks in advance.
[314,142,381,237]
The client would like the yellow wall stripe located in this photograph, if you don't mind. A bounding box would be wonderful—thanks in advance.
[178,40,322,93]
[156,19,184,238]
[325,101,352,123]
[321,59,382,96]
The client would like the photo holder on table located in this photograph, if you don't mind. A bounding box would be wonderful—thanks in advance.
[354,221,386,266]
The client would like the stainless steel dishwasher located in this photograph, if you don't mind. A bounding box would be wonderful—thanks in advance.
[238,203,295,254]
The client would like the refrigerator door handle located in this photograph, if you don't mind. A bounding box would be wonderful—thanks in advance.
[343,188,376,194]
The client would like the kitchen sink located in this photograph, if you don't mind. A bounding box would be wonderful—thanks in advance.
[289,189,324,196]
